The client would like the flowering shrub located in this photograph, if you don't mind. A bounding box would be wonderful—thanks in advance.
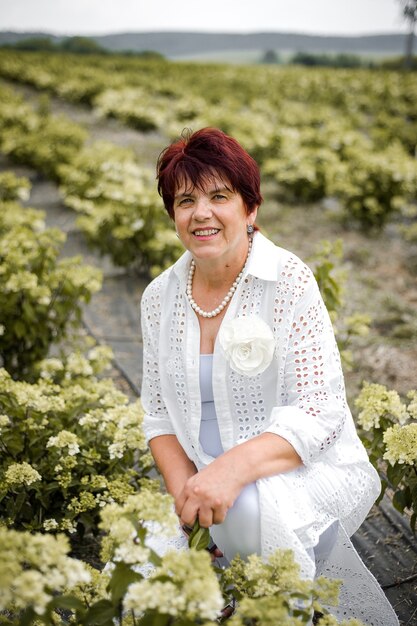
[93,86,169,131]
[0,83,87,180]
[0,350,153,533]
[355,383,417,530]
[0,492,363,625]
[328,142,417,230]
[0,198,102,378]
[308,240,370,369]
[58,141,183,274]
[0,527,91,620]
[0,170,31,202]
[221,550,364,626]
[1,52,417,234]
[263,133,344,203]
[0,85,182,277]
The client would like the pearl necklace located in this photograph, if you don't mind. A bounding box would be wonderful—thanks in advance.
[186,237,253,318]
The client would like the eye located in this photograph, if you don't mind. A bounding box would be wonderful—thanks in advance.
[213,193,227,201]
[177,197,193,207]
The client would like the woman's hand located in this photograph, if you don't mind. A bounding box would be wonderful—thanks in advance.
[175,457,244,528]
[174,432,302,529]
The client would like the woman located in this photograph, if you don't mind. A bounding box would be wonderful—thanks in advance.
[140,128,398,624]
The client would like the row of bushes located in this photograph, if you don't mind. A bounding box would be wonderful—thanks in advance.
[0,85,182,275]
[1,491,354,626]
[0,172,102,378]
[1,50,416,126]
[263,127,417,229]
[3,76,416,233]
[58,142,182,273]
[0,51,416,231]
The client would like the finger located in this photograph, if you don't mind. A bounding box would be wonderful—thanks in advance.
[196,506,214,529]
[174,492,186,518]
[179,500,200,528]
[212,505,229,525]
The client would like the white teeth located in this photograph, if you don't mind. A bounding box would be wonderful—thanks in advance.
[194,229,219,236]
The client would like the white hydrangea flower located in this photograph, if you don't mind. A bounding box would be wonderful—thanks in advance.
[124,549,223,620]
[0,414,10,432]
[0,528,91,615]
[59,519,77,533]
[87,345,113,373]
[47,430,80,456]
[383,423,417,465]
[79,410,100,427]
[43,518,59,531]
[38,357,65,379]
[407,390,417,420]
[132,218,145,231]
[219,315,275,376]
[355,382,409,430]
[5,462,41,486]
[5,271,38,292]
[113,543,150,565]
[64,558,92,588]
[13,570,50,615]
[125,580,183,616]
[12,381,66,413]
[66,352,94,377]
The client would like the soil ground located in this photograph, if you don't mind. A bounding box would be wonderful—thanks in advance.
[1,81,417,624]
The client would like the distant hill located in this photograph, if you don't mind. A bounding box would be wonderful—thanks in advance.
[0,30,407,60]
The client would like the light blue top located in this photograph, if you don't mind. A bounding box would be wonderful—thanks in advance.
[199,354,223,458]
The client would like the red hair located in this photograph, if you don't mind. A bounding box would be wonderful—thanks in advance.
[156,127,263,219]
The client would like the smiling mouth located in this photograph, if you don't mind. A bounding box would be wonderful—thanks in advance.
[193,228,220,236]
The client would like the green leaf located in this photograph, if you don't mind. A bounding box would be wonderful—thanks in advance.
[108,561,142,602]
[50,593,85,613]
[386,463,402,488]
[13,319,26,338]
[136,613,169,626]
[187,519,210,550]
[13,490,28,515]
[392,488,410,513]
[17,608,38,626]
[83,599,116,625]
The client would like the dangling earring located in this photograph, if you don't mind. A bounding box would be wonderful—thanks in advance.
[246,224,254,234]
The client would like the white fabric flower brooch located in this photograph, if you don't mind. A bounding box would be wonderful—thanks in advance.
[218,316,275,376]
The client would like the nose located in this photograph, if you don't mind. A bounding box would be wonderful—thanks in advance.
[193,196,212,221]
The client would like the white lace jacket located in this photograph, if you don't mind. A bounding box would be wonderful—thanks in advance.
[140,232,397,625]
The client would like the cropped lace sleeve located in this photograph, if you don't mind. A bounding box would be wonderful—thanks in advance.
[264,270,348,466]
[140,279,176,443]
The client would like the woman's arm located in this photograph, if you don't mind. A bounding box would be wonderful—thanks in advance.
[263,269,349,467]
[175,432,301,528]
[149,434,198,500]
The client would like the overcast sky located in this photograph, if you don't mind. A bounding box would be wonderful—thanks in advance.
[0,0,408,36]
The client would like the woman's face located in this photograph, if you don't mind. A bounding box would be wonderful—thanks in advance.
[173,174,257,266]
